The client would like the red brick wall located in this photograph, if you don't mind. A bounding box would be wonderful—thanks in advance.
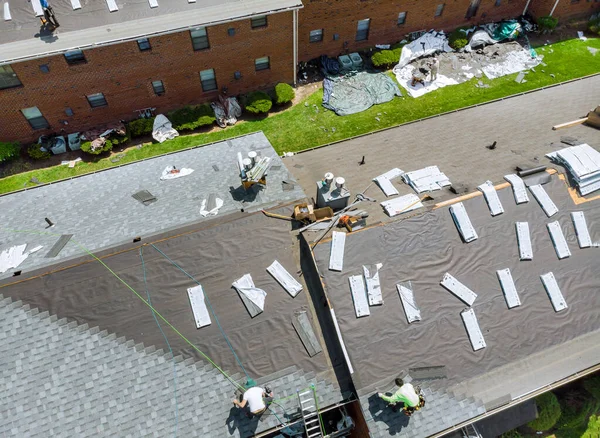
[298,0,529,61]
[528,0,600,20]
[0,12,294,143]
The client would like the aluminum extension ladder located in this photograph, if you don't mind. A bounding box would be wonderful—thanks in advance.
[297,385,324,438]
[461,423,482,438]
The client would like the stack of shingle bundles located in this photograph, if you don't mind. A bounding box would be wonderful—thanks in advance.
[547,144,600,195]
[402,165,451,193]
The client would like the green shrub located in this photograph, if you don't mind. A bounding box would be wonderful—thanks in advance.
[80,139,113,155]
[371,47,402,69]
[449,27,470,50]
[273,83,295,105]
[0,141,21,163]
[500,430,522,438]
[528,392,561,431]
[27,143,51,160]
[583,375,600,400]
[168,104,215,131]
[589,17,600,35]
[537,16,559,32]
[128,117,155,138]
[582,415,600,438]
[244,91,272,114]
[109,132,130,146]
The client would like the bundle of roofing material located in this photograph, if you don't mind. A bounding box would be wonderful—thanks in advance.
[397,282,421,323]
[348,275,370,318]
[504,174,529,204]
[363,263,383,306]
[546,144,600,195]
[571,211,592,248]
[402,166,451,193]
[540,272,567,312]
[529,184,559,217]
[246,157,272,182]
[380,193,423,217]
[187,285,211,328]
[450,202,478,242]
[232,274,266,317]
[373,168,404,197]
[267,260,303,298]
[547,221,571,259]
[477,180,504,216]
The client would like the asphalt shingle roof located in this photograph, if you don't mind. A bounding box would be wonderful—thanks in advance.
[0,295,343,437]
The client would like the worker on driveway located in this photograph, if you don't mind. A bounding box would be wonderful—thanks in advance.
[429,57,440,82]
[233,385,274,418]
[378,378,424,416]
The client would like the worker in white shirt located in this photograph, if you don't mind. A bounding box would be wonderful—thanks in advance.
[233,385,274,418]
[378,378,425,416]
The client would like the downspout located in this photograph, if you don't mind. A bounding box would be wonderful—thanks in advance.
[549,0,560,16]
[293,9,298,86]
[522,0,532,15]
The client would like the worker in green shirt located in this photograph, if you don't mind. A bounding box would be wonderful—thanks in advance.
[378,378,424,416]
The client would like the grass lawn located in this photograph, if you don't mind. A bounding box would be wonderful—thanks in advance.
[1,37,599,195]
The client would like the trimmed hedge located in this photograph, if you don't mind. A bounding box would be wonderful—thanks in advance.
[109,132,130,146]
[372,48,402,69]
[168,104,215,131]
[81,139,113,155]
[538,16,559,32]
[244,91,272,114]
[274,83,295,105]
[27,143,52,160]
[449,27,469,50]
[128,117,155,138]
[528,392,561,431]
[0,141,21,163]
[583,415,600,438]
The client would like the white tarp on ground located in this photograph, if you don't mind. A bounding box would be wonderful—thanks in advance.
[481,49,542,79]
[466,30,498,50]
[394,30,453,70]
[393,40,541,98]
[393,66,460,98]
[152,114,179,143]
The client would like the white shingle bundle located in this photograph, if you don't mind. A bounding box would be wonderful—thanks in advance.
[547,144,600,195]
[402,166,451,193]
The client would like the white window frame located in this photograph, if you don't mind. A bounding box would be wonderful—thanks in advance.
[356,19,370,41]
[200,69,217,92]
[87,93,108,108]
[255,57,270,71]
[21,107,49,130]
[309,29,323,43]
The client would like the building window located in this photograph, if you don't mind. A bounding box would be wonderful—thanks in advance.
[398,12,407,25]
[0,65,22,90]
[65,107,74,116]
[228,28,235,36]
[356,19,370,41]
[255,57,270,71]
[21,107,49,130]
[39,64,50,73]
[64,50,86,65]
[87,93,108,108]
[137,38,151,51]
[152,80,165,95]
[234,71,242,80]
[309,29,323,43]
[200,69,217,92]
[435,4,445,16]
[251,15,267,29]
[190,27,210,51]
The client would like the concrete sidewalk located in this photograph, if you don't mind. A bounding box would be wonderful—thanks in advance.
[287,75,600,225]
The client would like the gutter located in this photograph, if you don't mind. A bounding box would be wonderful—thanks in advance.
[0,4,304,67]
[430,361,600,437]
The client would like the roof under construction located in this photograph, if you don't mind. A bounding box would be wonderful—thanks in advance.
[310,175,600,437]
[0,0,303,65]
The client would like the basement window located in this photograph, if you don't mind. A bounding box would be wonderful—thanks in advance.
[355,19,370,41]
[435,4,445,16]
[137,38,151,51]
[87,93,108,108]
[190,27,210,51]
[310,29,323,43]
[398,12,407,25]
[152,80,165,95]
[0,65,22,90]
[21,107,49,130]
[200,69,217,92]
[64,50,86,65]
[251,15,267,29]
[255,56,270,71]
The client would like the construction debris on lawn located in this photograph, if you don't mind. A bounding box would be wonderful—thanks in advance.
[392,22,542,98]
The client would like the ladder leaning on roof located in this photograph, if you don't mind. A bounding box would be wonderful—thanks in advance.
[461,423,482,438]
[298,385,325,438]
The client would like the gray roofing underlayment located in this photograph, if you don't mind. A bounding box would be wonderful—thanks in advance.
[0,0,303,65]
[312,175,600,437]
[0,132,304,280]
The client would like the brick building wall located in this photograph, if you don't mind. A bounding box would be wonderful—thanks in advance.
[528,0,599,20]
[0,11,294,143]
[298,0,529,61]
